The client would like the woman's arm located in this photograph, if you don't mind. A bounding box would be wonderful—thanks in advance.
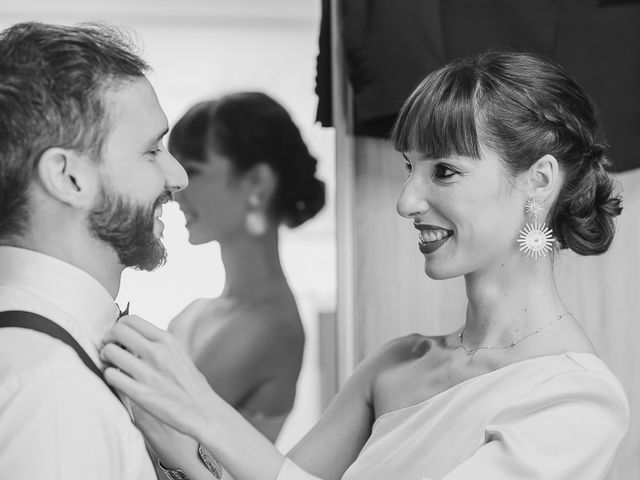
[101,316,388,480]
[101,315,284,479]
[100,315,395,480]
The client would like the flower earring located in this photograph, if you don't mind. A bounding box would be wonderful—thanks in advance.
[245,194,267,237]
[517,198,555,259]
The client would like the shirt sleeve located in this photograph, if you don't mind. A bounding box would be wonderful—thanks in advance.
[0,365,155,480]
[440,368,630,480]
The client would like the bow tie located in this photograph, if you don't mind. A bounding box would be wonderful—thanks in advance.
[117,302,130,320]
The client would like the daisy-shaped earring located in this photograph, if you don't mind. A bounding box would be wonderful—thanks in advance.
[524,198,545,218]
[517,198,555,259]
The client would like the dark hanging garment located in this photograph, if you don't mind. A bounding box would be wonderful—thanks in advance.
[315,0,640,171]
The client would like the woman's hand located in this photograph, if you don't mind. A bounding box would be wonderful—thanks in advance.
[100,314,218,442]
[101,315,288,480]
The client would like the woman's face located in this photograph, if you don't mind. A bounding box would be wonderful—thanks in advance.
[397,143,526,280]
[175,151,247,245]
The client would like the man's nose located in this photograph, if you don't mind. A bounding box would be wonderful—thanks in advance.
[161,151,188,193]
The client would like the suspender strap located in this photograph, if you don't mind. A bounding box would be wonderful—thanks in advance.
[0,310,120,398]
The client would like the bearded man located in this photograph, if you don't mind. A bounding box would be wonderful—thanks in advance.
[0,22,188,479]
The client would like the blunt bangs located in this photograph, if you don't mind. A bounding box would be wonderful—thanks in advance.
[392,62,481,159]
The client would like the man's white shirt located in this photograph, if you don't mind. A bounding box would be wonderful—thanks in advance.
[0,246,156,479]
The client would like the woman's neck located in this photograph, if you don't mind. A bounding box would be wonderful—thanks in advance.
[219,228,288,300]
[462,253,567,348]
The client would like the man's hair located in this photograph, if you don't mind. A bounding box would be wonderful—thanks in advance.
[0,22,149,241]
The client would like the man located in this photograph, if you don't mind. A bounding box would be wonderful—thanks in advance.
[0,22,188,478]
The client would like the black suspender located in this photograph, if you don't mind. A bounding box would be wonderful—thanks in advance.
[0,310,120,399]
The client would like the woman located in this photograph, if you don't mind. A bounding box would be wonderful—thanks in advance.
[101,52,629,479]
[165,92,325,443]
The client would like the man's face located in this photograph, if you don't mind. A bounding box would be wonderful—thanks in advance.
[88,77,188,270]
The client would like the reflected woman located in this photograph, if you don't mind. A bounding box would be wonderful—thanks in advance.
[102,52,629,479]
[167,92,325,442]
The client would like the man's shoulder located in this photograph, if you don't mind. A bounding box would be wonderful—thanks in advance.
[0,333,156,478]
[0,326,85,372]
[0,329,111,405]
[0,330,155,474]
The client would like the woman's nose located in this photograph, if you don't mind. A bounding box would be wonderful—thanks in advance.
[396,178,429,219]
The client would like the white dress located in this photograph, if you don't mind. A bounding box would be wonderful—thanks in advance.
[278,352,629,480]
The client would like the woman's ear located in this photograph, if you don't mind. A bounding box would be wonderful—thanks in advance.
[523,154,561,203]
[243,163,277,210]
[36,148,97,207]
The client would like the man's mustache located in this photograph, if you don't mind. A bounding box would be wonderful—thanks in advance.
[154,191,174,210]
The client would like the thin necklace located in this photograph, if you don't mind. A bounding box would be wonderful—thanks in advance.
[458,312,571,355]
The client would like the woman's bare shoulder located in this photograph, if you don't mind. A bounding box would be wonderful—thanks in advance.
[168,298,226,342]
[349,334,435,389]
[373,333,448,366]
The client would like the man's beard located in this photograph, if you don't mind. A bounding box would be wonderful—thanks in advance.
[88,185,170,271]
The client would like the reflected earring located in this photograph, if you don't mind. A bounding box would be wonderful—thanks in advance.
[517,198,555,259]
[246,211,267,236]
[245,194,267,237]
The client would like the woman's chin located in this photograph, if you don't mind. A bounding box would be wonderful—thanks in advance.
[423,268,454,280]
[186,229,213,246]
[422,260,460,280]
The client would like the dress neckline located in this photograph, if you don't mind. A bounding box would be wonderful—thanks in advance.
[373,351,603,427]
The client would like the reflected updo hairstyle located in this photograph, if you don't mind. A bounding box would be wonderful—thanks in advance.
[169,92,325,228]
[392,51,622,255]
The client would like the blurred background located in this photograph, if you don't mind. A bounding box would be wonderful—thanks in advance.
[1,1,638,477]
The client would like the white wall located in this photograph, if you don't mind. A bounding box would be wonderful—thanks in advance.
[0,0,335,451]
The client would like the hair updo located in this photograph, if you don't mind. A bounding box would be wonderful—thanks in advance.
[392,50,622,255]
[169,92,325,228]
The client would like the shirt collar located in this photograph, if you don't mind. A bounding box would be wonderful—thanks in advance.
[0,246,120,350]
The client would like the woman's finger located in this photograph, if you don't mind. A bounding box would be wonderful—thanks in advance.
[104,366,143,398]
[104,366,200,437]
[100,342,153,381]
[103,322,156,360]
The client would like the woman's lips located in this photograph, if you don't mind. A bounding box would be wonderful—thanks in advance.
[418,235,451,254]
[182,208,197,225]
[415,224,453,254]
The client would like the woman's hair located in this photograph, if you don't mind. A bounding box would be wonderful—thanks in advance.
[392,50,622,256]
[169,92,325,228]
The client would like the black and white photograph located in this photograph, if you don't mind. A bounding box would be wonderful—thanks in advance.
[0,1,638,479]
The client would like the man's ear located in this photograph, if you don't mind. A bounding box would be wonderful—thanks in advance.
[523,154,561,202]
[36,148,97,207]
[243,163,277,210]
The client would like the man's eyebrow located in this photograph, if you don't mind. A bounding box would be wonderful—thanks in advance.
[156,127,169,142]
[144,127,169,149]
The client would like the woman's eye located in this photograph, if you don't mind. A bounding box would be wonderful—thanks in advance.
[434,164,458,179]
[403,160,412,173]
